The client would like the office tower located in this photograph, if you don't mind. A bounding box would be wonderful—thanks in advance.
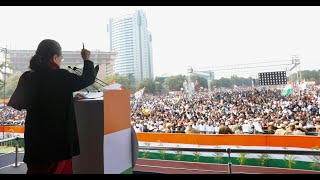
[107,10,154,85]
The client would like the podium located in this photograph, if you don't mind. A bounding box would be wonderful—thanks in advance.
[72,90,136,174]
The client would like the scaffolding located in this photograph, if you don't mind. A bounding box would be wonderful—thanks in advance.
[188,55,302,90]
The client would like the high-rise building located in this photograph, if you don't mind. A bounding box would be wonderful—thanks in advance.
[107,10,154,85]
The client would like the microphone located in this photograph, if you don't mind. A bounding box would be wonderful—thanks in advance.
[73,66,109,86]
[68,66,100,92]
[73,67,106,88]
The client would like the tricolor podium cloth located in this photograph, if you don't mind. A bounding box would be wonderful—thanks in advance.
[103,90,132,174]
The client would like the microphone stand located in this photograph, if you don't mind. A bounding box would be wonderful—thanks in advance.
[73,66,109,86]
[68,66,100,92]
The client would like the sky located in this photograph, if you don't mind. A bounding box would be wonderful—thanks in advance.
[1,6,320,77]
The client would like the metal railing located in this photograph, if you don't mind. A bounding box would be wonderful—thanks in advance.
[138,146,320,174]
[0,136,22,168]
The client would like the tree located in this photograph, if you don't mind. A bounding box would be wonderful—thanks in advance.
[164,75,186,91]
[211,76,252,88]
[230,75,252,87]
[218,77,232,88]
[211,79,220,88]
[138,78,156,94]
[0,61,12,74]
[0,72,22,98]
[155,76,166,84]
[191,76,208,88]
[103,75,133,91]
[154,77,166,94]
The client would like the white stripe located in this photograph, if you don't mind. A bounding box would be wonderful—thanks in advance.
[0,133,24,138]
[104,128,132,174]
[139,141,316,162]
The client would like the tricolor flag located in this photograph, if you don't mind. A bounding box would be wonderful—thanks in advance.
[281,84,293,96]
[299,79,307,90]
[134,87,145,99]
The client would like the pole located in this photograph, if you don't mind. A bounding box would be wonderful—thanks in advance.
[13,137,20,167]
[1,47,7,140]
[227,148,232,174]
[187,67,193,99]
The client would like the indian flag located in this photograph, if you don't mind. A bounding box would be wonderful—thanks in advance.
[299,79,307,90]
[103,90,132,174]
[134,87,145,99]
[281,84,293,96]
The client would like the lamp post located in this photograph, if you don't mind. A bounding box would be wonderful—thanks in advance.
[0,46,7,140]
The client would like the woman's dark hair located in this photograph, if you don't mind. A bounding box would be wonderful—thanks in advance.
[29,39,62,71]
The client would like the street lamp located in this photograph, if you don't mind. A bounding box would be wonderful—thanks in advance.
[0,46,7,140]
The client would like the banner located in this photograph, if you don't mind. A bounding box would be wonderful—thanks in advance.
[281,84,293,96]
[134,87,145,99]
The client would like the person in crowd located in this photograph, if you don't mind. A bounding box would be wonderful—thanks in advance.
[267,122,276,134]
[274,124,287,135]
[232,124,243,134]
[218,122,233,134]
[6,80,320,139]
[285,123,296,135]
[292,125,307,136]
[185,121,201,134]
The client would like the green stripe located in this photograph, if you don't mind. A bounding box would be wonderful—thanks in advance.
[120,167,133,174]
[139,152,320,171]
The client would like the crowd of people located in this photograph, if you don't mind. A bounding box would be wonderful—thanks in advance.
[0,106,26,126]
[2,84,320,136]
[130,85,320,136]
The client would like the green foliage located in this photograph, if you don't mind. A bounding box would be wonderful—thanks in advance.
[257,154,270,166]
[138,78,156,94]
[212,77,232,88]
[0,61,12,74]
[190,76,208,88]
[309,146,320,170]
[102,75,135,92]
[155,76,166,84]
[284,154,297,169]
[0,72,22,98]
[159,150,166,160]
[142,142,151,158]
[174,145,183,161]
[0,146,24,153]
[237,153,248,165]
[154,78,165,95]
[142,150,151,158]
[290,70,319,82]
[164,75,186,91]
[193,152,201,162]
[211,76,252,88]
[230,75,252,87]
[213,152,224,164]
